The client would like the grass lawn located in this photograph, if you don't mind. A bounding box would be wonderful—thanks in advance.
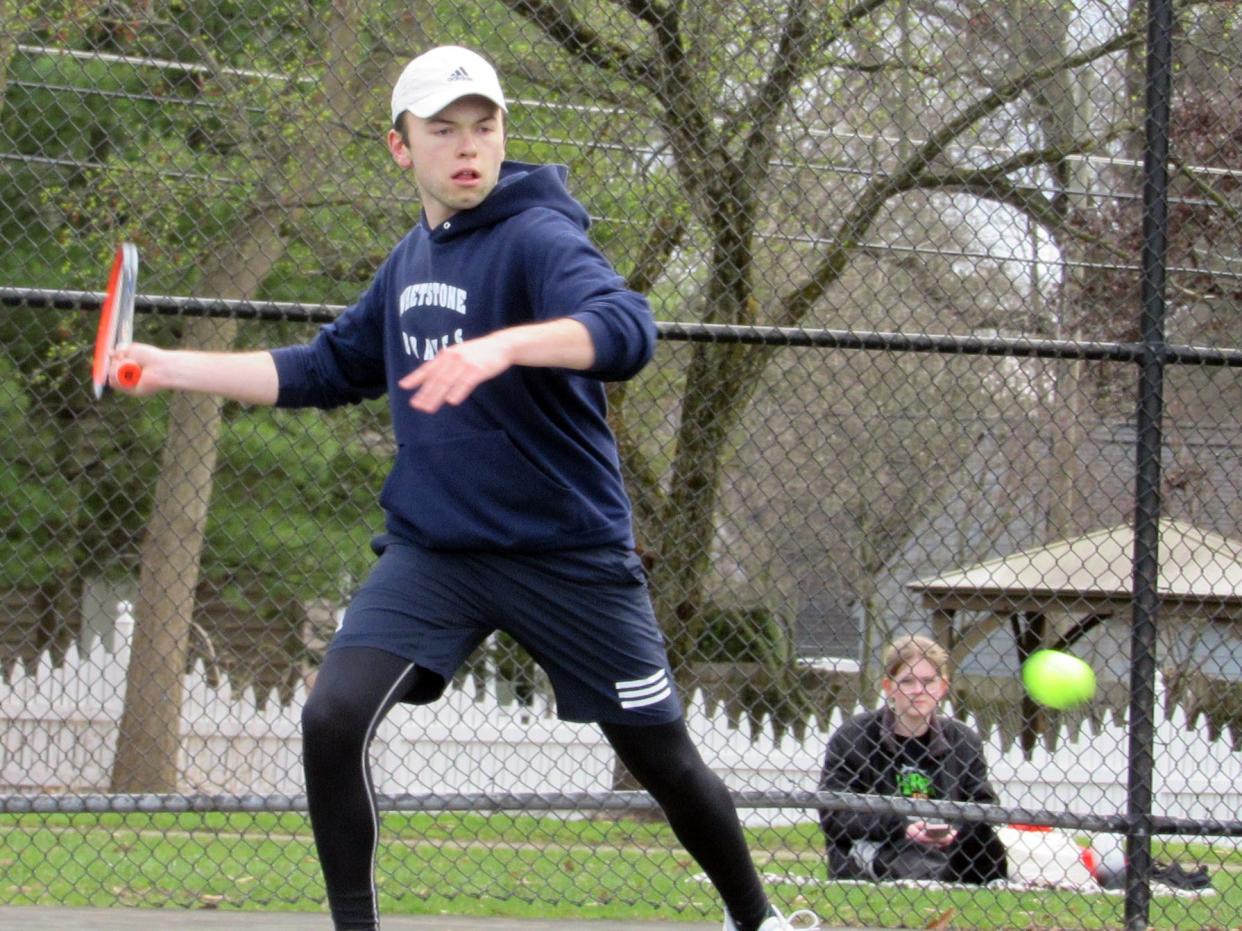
[0,811,1237,929]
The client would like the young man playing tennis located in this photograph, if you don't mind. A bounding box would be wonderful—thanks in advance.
[111,45,818,931]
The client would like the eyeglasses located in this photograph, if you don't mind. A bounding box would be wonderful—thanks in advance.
[892,675,943,692]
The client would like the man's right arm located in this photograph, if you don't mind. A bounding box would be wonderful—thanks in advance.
[110,343,279,406]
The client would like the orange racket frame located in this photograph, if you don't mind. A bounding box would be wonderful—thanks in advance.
[91,243,141,398]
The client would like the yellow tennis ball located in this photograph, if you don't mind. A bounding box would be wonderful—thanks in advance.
[1021,649,1096,710]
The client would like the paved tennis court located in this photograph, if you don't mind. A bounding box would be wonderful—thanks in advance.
[0,907,870,930]
[0,911,712,930]
[0,913,874,931]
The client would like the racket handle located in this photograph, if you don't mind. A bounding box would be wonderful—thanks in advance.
[117,361,143,389]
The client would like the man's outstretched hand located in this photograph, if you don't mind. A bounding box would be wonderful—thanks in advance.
[398,336,514,413]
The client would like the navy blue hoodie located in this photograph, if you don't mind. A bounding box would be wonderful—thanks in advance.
[271,161,656,552]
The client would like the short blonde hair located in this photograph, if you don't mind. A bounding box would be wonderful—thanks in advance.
[882,634,949,679]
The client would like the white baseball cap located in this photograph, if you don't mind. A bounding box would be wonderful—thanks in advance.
[390,46,508,124]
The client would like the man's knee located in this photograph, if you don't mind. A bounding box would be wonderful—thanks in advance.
[302,664,446,743]
[301,687,368,751]
[398,666,448,705]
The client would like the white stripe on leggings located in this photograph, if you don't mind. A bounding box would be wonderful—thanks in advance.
[361,662,418,926]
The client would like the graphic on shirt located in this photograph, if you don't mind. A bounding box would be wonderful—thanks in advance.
[896,767,935,800]
[398,282,467,361]
[400,282,467,315]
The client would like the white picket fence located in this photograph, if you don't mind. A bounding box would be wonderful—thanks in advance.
[3,603,1242,836]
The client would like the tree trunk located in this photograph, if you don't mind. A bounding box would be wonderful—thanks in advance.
[109,0,372,791]
[111,218,290,791]
[110,323,234,790]
[0,0,22,110]
[649,218,771,675]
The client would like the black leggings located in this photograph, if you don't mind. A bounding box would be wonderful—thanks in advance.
[302,647,770,930]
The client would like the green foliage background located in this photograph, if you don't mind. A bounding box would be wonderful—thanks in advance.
[0,0,689,614]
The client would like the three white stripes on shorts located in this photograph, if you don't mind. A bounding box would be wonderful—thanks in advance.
[615,669,672,709]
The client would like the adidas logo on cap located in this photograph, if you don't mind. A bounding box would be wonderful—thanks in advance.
[390,46,508,122]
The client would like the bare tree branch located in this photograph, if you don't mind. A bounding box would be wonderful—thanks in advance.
[611,0,673,31]
[780,25,1144,326]
[907,123,1133,237]
[500,0,657,87]
[907,27,1141,183]
[1172,154,1242,228]
[738,0,889,162]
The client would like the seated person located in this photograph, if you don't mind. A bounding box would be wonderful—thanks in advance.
[817,634,1008,884]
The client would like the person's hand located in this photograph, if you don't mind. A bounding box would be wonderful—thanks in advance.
[908,820,957,848]
[109,343,167,395]
[398,335,514,413]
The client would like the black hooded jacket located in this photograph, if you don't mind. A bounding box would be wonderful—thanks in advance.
[817,707,1008,883]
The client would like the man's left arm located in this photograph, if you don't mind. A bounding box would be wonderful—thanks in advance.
[398,317,594,413]
[526,210,657,380]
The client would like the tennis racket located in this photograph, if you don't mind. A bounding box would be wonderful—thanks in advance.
[91,242,142,399]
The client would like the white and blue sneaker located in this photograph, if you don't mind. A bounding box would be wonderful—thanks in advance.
[723,906,822,930]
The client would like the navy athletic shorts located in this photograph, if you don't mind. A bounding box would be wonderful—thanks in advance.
[326,538,683,725]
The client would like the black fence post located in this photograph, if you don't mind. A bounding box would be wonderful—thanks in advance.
[1125,0,1175,925]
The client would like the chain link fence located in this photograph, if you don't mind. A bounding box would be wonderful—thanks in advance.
[2,0,1241,927]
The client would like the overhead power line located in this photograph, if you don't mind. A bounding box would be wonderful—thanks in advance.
[16,43,301,83]
[16,43,1241,181]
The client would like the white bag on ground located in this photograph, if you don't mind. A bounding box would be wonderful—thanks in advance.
[998,825,1096,889]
